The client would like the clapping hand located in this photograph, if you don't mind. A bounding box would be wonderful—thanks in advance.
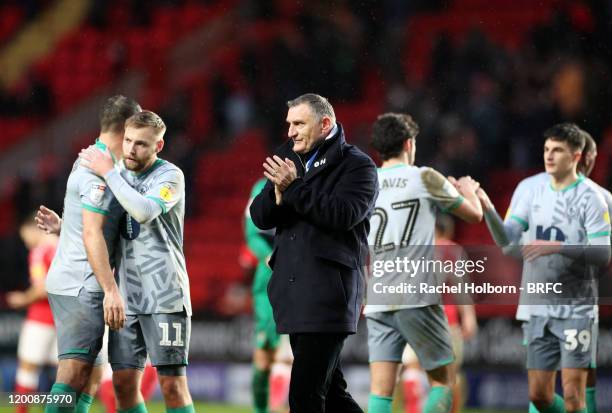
[263,156,298,205]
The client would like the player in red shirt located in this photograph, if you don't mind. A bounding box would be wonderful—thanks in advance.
[36,205,159,413]
[7,213,59,413]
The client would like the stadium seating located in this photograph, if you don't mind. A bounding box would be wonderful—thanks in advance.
[0,1,233,146]
[404,0,555,82]
[186,130,268,308]
[0,4,25,46]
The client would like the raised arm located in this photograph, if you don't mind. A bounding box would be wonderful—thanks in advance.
[476,187,524,256]
[103,168,164,224]
[79,146,169,224]
[250,178,290,230]
[444,175,482,223]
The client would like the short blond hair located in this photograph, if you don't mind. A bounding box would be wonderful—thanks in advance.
[125,110,166,134]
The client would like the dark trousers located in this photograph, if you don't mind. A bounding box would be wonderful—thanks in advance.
[288,333,363,413]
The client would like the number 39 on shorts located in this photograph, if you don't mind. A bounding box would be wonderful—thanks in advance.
[563,329,590,352]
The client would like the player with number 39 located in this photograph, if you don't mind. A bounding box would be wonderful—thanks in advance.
[477,123,611,413]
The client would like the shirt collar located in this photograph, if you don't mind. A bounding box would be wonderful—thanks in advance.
[95,138,117,164]
[324,123,338,141]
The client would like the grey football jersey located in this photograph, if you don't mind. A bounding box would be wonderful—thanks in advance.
[508,173,612,321]
[510,175,611,319]
[115,159,192,315]
[364,164,464,314]
[46,141,123,296]
[589,179,612,222]
[507,172,550,321]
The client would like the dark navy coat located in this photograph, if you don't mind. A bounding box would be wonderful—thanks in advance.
[250,124,378,334]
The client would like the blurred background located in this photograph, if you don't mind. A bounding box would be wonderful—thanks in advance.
[0,0,611,411]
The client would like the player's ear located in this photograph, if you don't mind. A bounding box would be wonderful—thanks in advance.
[403,138,412,153]
[321,116,332,135]
[156,138,164,154]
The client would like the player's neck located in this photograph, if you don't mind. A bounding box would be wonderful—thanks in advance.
[381,157,410,168]
[138,155,159,174]
[98,132,123,160]
[550,169,579,191]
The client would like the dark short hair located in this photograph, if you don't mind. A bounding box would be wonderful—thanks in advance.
[99,95,141,133]
[287,93,335,123]
[371,113,420,161]
[19,210,38,228]
[543,123,585,152]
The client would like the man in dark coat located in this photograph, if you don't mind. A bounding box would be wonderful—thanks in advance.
[250,93,378,412]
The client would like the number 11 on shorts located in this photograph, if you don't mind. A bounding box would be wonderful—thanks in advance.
[159,322,185,347]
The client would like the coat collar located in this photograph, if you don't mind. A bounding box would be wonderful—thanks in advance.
[277,123,346,181]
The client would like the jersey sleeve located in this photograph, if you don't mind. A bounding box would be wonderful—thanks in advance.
[603,189,612,221]
[505,178,530,222]
[79,167,115,215]
[143,167,185,214]
[419,167,463,212]
[585,191,611,246]
[505,184,531,232]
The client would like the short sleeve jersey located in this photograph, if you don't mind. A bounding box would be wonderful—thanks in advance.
[509,173,612,320]
[115,159,192,315]
[364,164,464,314]
[46,141,123,296]
[509,175,611,319]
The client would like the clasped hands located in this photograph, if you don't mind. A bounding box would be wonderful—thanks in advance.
[263,155,298,205]
[447,175,480,194]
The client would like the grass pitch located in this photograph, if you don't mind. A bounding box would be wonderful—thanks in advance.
[2,401,522,413]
